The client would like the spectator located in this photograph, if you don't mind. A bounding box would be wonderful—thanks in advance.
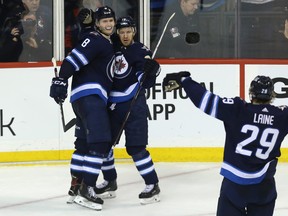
[0,14,24,62]
[21,0,52,61]
[240,0,288,58]
[0,0,25,29]
[151,0,210,58]
[82,0,103,11]
[18,10,51,61]
[0,0,26,62]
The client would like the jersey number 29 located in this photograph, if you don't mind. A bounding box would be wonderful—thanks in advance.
[235,124,279,160]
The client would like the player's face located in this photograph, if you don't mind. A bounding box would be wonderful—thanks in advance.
[22,0,40,13]
[181,0,199,16]
[117,27,135,46]
[96,17,115,36]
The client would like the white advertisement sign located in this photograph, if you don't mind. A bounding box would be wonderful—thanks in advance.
[145,64,239,147]
[1,63,288,153]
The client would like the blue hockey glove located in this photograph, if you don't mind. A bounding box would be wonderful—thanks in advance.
[143,58,161,77]
[78,8,94,29]
[50,77,68,104]
[163,71,191,92]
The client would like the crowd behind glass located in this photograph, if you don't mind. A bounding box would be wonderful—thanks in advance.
[0,0,287,62]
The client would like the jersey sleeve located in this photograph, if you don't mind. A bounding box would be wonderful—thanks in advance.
[182,77,243,122]
[133,43,153,71]
[134,43,155,88]
[59,32,106,79]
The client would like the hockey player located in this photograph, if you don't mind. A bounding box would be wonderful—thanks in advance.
[163,72,288,216]
[94,16,161,205]
[49,6,116,211]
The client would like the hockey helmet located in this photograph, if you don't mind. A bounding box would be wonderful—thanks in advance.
[95,6,115,21]
[249,75,274,102]
[116,16,136,30]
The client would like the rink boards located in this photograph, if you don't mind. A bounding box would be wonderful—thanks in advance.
[1,60,288,162]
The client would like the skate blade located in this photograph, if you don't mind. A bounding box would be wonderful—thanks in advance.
[66,195,76,204]
[140,194,160,205]
[74,195,102,211]
[97,191,116,199]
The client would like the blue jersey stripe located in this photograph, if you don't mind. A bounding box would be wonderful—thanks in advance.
[109,82,139,103]
[66,56,80,71]
[72,48,89,65]
[220,161,272,185]
[70,83,108,103]
[199,91,211,112]
[210,95,220,117]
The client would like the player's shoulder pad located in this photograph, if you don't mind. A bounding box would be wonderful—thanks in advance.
[236,96,245,102]
[133,42,151,52]
[234,96,247,104]
[141,44,151,53]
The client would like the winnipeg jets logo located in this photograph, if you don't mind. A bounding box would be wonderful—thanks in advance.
[114,52,130,79]
[116,57,126,71]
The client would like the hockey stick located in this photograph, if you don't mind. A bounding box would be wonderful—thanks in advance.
[112,70,148,146]
[51,57,76,132]
[153,12,175,58]
[112,13,175,146]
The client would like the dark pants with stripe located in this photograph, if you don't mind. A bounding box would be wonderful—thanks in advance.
[70,95,111,186]
[216,177,277,216]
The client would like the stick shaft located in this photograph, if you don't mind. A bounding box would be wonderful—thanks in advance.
[112,13,172,145]
[113,72,147,146]
[152,12,175,58]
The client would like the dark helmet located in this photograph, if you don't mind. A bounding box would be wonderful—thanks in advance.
[249,75,274,101]
[116,16,136,32]
[95,6,115,21]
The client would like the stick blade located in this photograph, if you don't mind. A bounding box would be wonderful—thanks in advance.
[63,118,77,132]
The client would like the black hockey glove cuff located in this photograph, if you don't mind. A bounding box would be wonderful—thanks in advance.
[162,71,191,92]
[50,77,68,104]
[78,8,94,29]
[143,59,161,78]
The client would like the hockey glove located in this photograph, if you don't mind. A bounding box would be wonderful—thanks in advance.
[77,8,94,29]
[143,58,161,78]
[49,77,68,104]
[163,71,191,92]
